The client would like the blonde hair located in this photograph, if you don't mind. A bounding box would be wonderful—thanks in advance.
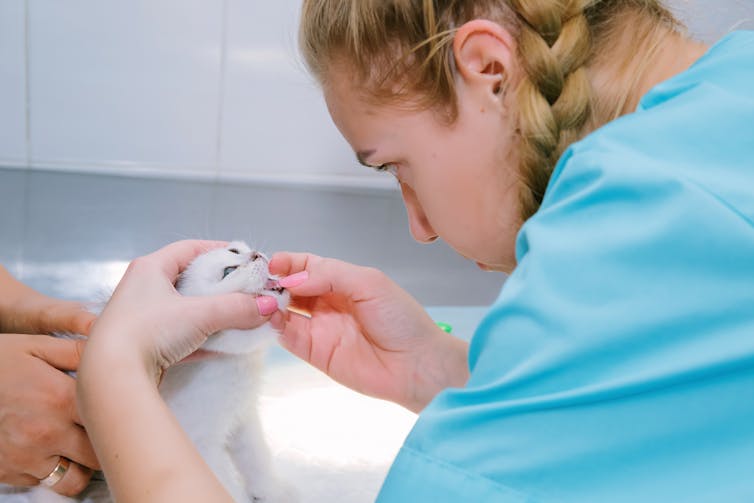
[300,0,681,220]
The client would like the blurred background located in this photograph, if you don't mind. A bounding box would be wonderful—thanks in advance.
[1,0,750,305]
[0,2,751,501]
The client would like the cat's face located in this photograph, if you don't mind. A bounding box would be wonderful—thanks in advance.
[176,241,289,309]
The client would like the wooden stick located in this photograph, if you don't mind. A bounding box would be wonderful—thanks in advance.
[286,305,312,319]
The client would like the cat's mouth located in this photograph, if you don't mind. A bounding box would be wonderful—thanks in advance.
[264,278,285,295]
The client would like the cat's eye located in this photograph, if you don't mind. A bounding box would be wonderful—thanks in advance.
[251,252,261,261]
[228,248,240,254]
[222,266,238,279]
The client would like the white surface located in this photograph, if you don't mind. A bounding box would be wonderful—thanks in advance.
[27,0,223,172]
[669,0,754,41]
[260,361,417,503]
[0,0,27,165]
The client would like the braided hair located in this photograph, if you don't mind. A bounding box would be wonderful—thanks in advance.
[300,0,680,220]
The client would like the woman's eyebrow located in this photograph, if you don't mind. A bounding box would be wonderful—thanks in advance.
[356,149,376,167]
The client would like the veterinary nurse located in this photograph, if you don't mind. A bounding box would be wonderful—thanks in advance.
[76,0,754,501]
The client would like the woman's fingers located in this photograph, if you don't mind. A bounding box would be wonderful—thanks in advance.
[271,252,390,301]
[277,319,313,363]
[142,240,229,278]
[269,251,314,277]
[184,293,271,335]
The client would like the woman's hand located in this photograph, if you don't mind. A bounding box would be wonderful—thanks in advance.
[82,240,276,382]
[0,334,100,497]
[76,241,263,503]
[269,252,470,413]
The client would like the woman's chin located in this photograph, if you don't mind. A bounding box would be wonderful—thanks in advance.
[475,261,513,274]
[457,249,512,273]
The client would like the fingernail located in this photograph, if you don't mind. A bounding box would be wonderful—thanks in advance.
[278,271,309,289]
[256,296,278,316]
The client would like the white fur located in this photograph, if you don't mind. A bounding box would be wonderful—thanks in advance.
[25,241,296,503]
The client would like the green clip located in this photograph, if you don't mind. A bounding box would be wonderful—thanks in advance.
[436,322,453,334]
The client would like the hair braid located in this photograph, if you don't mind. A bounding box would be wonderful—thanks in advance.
[510,0,594,220]
[300,0,682,222]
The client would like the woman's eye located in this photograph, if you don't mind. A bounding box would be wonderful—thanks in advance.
[222,266,238,279]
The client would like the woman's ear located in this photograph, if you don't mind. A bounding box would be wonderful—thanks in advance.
[453,19,517,98]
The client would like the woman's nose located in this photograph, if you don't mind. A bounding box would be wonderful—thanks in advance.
[399,182,439,244]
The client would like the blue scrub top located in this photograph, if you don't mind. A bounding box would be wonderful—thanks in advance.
[378,31,754,502]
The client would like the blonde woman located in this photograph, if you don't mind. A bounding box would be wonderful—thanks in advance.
[77,1,754,501]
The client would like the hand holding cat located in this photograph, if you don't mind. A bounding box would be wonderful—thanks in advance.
[269,252,470,413]
[0,334,100,496]
[81,240,276,380]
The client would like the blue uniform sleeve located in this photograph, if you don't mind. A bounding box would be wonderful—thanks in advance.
[377,137,754,501]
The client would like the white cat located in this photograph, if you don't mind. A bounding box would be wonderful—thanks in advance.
[21,241,296,503]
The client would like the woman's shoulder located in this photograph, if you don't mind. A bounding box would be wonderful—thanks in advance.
[640,30,754,110]
[543,30,754,224]
[561,29,754,168]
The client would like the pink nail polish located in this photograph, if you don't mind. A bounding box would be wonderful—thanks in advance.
[256,296,278,316]
[278,271,309,289]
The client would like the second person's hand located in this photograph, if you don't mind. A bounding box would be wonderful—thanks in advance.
[0,334,100,496]
[0,265,96,337]
[269,252,470,413]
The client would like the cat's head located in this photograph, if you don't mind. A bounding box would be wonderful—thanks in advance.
[176,241,289,311]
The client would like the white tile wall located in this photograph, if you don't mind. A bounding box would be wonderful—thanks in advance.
[668,0,754,41]
[219,0,382,187]
[27,0,224,173]
[0,1,750,185]
[0,0,27,165]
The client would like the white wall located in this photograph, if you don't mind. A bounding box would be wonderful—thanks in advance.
[0,0,751,189]
[672,0,754,40]
[0,1,27,165]
[0,0,386,190]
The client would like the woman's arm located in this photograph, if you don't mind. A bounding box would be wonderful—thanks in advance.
[409,332,470,412]
[77,240,274,503]
[78,343,233,503]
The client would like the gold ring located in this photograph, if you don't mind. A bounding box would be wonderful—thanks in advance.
[39,457,70,487]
